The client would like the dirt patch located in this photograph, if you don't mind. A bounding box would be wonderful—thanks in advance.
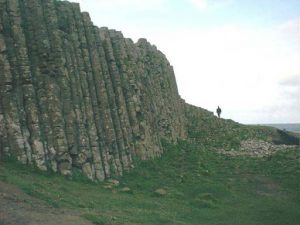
[254,176,282,197]
[0,181,93,225]
[240,174,283,197]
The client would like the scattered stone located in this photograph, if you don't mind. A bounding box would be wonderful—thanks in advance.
[154,188,167,196]
[120,187,132,193]
[218,139,297,157]
[1,0,297,185]
[107,179,120,187]
[103,185,113,190]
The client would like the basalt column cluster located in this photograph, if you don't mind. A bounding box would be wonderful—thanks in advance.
[0,0,186,180]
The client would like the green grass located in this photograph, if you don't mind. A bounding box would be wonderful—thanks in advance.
[0,139,299,225]
[1,109,299,224]
[185,107,299,148]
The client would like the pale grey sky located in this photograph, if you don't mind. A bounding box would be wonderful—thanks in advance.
[72,0,300,124]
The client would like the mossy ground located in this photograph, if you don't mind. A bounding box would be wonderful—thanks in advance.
[0,136,299,225]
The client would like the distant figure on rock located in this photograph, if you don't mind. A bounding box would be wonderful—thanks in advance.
[216,106,222,118]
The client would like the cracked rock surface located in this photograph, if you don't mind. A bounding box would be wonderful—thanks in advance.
[0,0,186,180]
[218,139,298,157]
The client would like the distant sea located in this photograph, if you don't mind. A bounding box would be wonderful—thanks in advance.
[260,123,300,133]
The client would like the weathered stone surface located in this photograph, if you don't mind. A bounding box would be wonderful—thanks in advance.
[0,0,186,180]
[154,188,167,196]
[218,139,297,157]
[120,187,132,193]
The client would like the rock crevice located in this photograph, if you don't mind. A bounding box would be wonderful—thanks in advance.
[0,0,186,180]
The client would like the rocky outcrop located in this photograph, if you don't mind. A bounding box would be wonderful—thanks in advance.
[218,139,297,157]
[0,0,186,180]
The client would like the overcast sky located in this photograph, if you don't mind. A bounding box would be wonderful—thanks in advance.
[71,0,299,124]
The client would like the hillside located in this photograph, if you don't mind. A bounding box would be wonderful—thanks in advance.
[0,116,299,224]
[1,0,298,182]
[1,93,299,225]
[0,0,299,224]
[1,98,299,225]
[185,104,299,147]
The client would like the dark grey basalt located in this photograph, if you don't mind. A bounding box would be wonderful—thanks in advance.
[0,0,186,180]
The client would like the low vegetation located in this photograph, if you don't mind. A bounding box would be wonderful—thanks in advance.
[1,134,299,224]
[1,110,299,224]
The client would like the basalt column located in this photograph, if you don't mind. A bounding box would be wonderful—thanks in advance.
[0,0,186,180]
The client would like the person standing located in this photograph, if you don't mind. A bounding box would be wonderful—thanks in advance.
[216,106,222,118]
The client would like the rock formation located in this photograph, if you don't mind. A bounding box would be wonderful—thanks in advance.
[0,0,186,180]
[218,139,296,158]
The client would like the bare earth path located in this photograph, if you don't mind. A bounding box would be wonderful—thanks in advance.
[0,181,92,225]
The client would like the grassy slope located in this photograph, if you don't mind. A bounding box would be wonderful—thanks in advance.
[185,106,299,148]
[0,110,299,225]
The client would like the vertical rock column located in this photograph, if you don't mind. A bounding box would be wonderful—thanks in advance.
[123,38,153,159]
[54,3,95,179]
[40,0,78,174]
[0,0,47,167]
[54,2,99,179]
[82,15,125,178]
[94,25,132,177]
[0,0,187,181]
[0,1,14,158]
[8,0,48,169]
[22,0,71,174]
[97,28,129,174]
[108,32,140,159]
[54,2,93,177]
[0,2,8,157]
[100,28,134,168]
[136,39,186,143]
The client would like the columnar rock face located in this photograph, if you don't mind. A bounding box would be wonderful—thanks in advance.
[0,0,186,180]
